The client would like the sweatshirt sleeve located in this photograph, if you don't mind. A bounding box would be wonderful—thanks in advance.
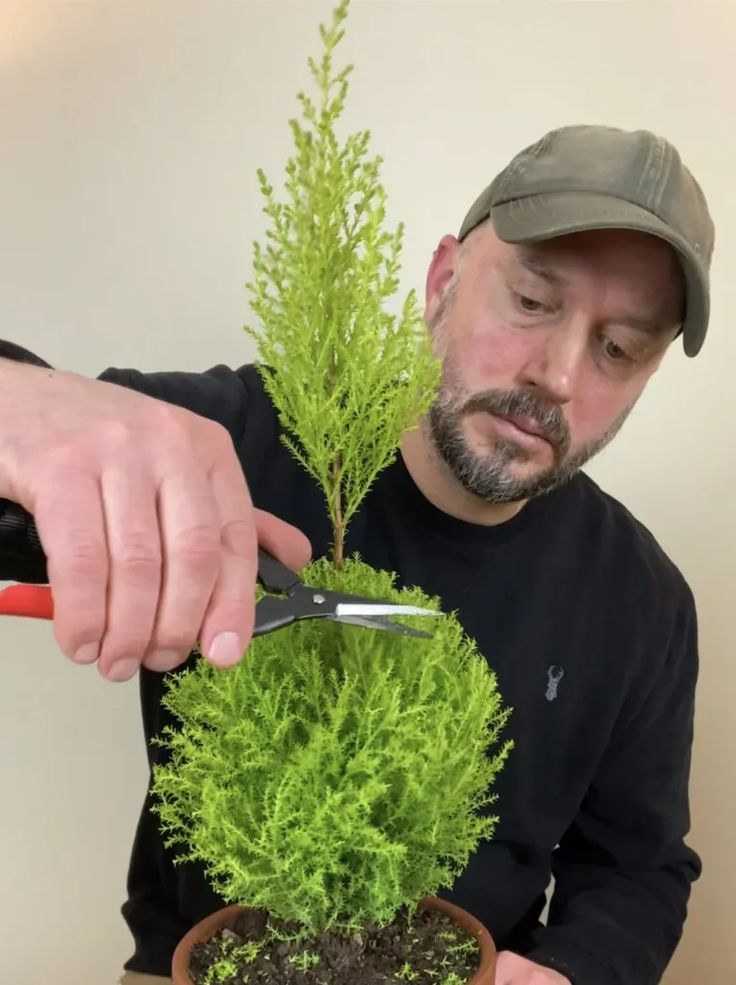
[522,582,701,985]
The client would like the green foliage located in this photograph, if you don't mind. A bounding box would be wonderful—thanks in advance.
[446,938,477,958]
[288,951,321,970]
[203,949,237,984]
[203,959,234,985]
[151,557,512,937]
[239,939,264,962]
[204,938,264,985]
[243,0,441,563]
[397,961,420,981]
[202,936,264,983]
[151,0,512,959]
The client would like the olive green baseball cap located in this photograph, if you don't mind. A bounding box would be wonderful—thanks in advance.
[458,125,715,356]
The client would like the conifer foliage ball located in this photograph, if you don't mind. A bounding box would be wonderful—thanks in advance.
[151,558,512,936]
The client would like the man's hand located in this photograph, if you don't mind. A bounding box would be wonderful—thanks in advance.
[495,951,572,985]
[0,360,311,681]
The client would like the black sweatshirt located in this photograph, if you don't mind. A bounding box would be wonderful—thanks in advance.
[0,353,701,985]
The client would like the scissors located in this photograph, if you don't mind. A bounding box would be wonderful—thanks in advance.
[0,501,439,638]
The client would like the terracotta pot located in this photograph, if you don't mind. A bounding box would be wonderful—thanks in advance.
[172,896,496,984]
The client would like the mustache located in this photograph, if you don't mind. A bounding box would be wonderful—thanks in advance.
[459,388,570,453]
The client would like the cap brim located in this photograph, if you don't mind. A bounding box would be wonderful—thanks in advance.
[488,192,709,357]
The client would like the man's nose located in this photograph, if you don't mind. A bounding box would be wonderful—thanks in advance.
[518,321,588,405]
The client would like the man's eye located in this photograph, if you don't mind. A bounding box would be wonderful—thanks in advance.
[604,338,631,361]
[517,294,545,313]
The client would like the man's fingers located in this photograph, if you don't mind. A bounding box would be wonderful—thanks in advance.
[493,951,571,984]
[254,508,312,572]
[494,951,510,984]
[96,467,162,681]
[198,462,259,667]
[34,471,109,665]
[6,371,298,680]
[146,468,221,672]
[24,401,310,679]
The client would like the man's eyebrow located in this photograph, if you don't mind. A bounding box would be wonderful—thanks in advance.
[514,247,567,285]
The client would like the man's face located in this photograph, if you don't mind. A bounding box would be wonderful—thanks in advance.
[423,224,685,503]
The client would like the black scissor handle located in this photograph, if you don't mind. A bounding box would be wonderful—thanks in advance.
[252,593,299,636]
[0,500,48,585]
[257,547,301,594]
[0,500,45,559]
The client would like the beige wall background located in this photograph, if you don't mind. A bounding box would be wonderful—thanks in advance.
[0,1,733,983]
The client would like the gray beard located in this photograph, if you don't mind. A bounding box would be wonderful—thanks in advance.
[428,388,631,503]
[427,296,634,504]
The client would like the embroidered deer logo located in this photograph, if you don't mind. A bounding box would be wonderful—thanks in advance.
[545,664,565,701]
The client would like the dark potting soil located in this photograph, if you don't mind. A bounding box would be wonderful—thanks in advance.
[188,905,480,985]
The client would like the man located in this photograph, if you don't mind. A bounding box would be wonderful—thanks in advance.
[0,124,714,985]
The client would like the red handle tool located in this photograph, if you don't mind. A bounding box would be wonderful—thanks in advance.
[0,584,54,620]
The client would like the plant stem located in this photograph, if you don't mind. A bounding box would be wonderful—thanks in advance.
[331,452,344,568]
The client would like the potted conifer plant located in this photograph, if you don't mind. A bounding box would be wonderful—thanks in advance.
[150,3,513,982]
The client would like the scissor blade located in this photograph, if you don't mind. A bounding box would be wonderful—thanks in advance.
[335,602,440,618]
[332,614,433,638]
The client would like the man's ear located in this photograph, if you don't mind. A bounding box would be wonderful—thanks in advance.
[424,234,461,323]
